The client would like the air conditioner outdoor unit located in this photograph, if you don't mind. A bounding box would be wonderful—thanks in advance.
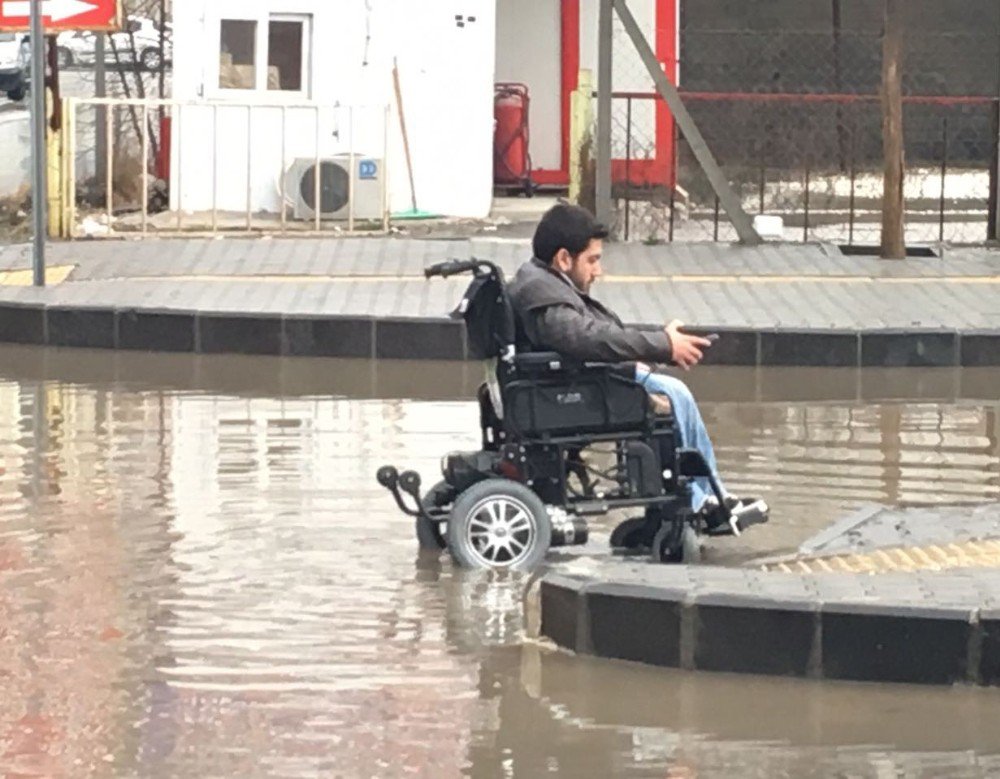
[284,155,384,221]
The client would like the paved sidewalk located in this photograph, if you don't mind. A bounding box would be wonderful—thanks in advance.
[0,237,996,363]
[533,502,1000,687]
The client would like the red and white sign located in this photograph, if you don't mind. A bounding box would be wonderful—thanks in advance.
[0,0,120,32]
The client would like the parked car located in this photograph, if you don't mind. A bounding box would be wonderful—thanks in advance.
[0,32,27,102]
[55,16,172,71]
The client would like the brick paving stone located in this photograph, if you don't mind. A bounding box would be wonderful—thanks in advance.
[0,239,997,358]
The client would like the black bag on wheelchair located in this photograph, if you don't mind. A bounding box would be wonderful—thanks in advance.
[504,369,650,438]
[450,270,516,360]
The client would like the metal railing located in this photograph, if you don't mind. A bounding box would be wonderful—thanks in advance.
[62,97,392,238]
[611,90,1000,245]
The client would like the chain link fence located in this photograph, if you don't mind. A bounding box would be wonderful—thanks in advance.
[605,0,1000,247]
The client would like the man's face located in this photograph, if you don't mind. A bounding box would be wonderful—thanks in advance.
[555,238,604,295]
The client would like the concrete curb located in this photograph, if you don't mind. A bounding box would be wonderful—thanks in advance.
[1,300,1000,367]
[535,570,1000,687]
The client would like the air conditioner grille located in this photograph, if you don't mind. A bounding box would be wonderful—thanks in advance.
[300,161,350,214]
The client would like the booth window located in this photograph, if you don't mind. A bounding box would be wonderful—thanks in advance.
[219,19,257,90]
[267,17,307,92]
[218,15,310,94]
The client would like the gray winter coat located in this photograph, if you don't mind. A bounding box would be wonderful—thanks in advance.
[507,258,673,364]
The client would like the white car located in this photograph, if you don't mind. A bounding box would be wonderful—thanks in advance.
[56,16,171,71]
[0,32,27,101]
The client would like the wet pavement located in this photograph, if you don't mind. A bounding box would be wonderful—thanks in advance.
[2,347,1000,776]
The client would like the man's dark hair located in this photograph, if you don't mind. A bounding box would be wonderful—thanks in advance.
[532,203,609,265]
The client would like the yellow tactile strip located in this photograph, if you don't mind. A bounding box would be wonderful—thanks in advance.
[762,539,1000,574]
[0,266,74,286]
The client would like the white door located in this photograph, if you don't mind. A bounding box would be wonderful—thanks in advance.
[495,0,563,173]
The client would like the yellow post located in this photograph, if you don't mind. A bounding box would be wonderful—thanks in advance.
[569,69,594,207]
[46,86,64,238]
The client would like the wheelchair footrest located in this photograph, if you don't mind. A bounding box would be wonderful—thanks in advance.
[706,499,770,537]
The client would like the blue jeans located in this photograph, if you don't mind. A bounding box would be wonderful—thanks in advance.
[635,366,726,510]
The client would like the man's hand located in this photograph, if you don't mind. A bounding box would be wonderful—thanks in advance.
[665,320,713,370]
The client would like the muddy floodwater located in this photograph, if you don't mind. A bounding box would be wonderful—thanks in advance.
[2,346,1000,778]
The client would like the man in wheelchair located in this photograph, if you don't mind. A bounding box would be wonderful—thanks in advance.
[509,204,763,532]
[376,205,768,571]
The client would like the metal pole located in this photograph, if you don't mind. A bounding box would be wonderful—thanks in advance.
[992,56,1000,240]
[29,0,47,286]
[246,105,253,231]
[314,106,321,231]
[280,105,287,233]
[211,104,218,233]
[141,102,149,233]
[348,105,355,232]
[596,0,613,228]
[991,29,1000,241]
[382,104,390,233]
[611,0,762,245]
[939,117,948,243]
[95,34,106,196]
[106,104,114,227]
[991,98,999,241]
[175,105,182,231]
[157,0,166,109]
[624,97,631,241]
[803,166,811,242]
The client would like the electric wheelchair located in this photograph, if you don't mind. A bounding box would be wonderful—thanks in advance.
[376,259,767,571]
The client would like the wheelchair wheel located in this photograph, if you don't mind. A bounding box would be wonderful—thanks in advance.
[417,480,454,551]
[651,523,701,564]
[447,479,551,571]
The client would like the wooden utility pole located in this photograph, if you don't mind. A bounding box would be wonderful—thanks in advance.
[880,0,906,259]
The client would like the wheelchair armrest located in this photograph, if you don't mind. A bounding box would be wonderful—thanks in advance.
[512,352,630,376]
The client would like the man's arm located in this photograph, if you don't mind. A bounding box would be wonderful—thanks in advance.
[526,304,673,363]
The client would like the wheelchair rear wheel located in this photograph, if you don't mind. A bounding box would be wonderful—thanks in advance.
[447,479,552,571]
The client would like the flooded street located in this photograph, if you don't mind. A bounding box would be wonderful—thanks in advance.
[1,346,1000,777]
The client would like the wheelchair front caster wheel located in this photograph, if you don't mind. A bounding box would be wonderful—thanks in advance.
[416,480,455,551]
[446,479,552,571]
[610,516,657,553]
[652,524,701,564]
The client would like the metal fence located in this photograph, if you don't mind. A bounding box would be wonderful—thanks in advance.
[614,92,1000,245]
[63,97,391,238]
[605,2,1000,246]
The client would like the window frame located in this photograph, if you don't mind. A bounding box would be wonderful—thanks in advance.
[266,13,312,97]
[217,17,260,93]
[212,12,312,101]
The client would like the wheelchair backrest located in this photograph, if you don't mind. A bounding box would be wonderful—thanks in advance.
[451,266,517,360]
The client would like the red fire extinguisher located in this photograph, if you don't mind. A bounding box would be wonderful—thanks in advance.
[494,83,534,196]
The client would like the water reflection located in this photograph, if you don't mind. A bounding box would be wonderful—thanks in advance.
[0,349,999,777]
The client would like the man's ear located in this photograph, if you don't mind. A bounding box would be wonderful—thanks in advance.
[552,248,572,272]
